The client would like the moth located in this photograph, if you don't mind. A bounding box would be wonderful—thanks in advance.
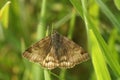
[23,31,89,69]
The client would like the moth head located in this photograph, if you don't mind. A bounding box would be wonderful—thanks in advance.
[52,29,58,34]
[51,30,60,37]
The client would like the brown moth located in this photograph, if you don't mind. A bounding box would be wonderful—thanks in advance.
[23,31,89,69]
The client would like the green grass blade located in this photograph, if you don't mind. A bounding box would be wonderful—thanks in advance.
[70,0,120,77]
[0,1,11,41]
[114,0,120,10]
[0,24,4,41]
[81,0,111,79]
[0,1,11,28]
[90,30,111,80]
[60,69,66,80]
[32,65,44,80]
[108,29,119,61]
[87,18,120,77]
[70,0,83,18]
[90,20,120,77]
[44,69,51,80]
[67,9,76,39]
[37,0,47,40]
[95,0,120,30]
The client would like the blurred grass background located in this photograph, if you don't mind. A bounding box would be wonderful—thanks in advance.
[0,0,120,80]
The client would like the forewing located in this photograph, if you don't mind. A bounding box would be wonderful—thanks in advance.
[58,36,89,68]
[23,36,51,64]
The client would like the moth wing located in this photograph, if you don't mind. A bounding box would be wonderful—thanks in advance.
[40,46,59,69]
[59,36,89,68]
[23,36,51,64]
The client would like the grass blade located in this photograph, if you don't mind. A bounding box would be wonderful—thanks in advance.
[44,69,51,80]
[70,0,120,77]
[114,0,120,10]
[81,0,111,79]
[0,1,11,28]
[90,30,111,80]
[67,9,76,39]
[70,0,83,18]
[95,0,120,30]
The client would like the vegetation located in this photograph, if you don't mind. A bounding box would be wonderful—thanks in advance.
[0,0,120,80]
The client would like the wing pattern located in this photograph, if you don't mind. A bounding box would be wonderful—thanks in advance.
[23,36,51,64]
[58,36,89,68]
[23,32,89,69]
